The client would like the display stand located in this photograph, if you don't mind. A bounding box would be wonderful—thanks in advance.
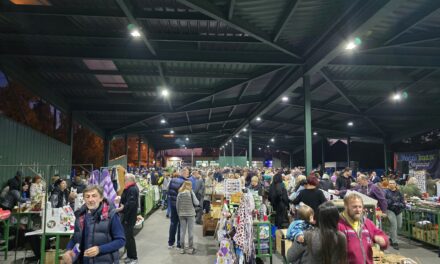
[405,206,440,247]
[0,218,9,260]
[254,221,272,264]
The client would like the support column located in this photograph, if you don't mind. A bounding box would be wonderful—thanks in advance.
[384,139,389,176]
[68,113,74,159]
[304,75,312,175]
[232,141,235,166]
[103,133,111,167]
[191,149,194,167]
[321,136,326,173]
[347,136,351,168]
[248,128,253,167]
[137,135,141,168]
[146,140,150,168]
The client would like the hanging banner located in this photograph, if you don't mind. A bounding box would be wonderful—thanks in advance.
[394,150,440,179]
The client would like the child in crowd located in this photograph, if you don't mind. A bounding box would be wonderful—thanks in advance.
[286,203,314,243]
[176,181,199,254]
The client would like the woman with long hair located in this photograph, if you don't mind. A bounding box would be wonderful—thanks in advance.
[268,173,290,228]
[287,201,347,264]
[176,181,199,254]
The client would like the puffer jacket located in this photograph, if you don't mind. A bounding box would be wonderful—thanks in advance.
[0,189,25,210]
[338,214,388,264]
[168,176,188,207]
[385,189,405,215]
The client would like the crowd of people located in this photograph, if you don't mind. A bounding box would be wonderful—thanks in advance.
[0,165,427,264]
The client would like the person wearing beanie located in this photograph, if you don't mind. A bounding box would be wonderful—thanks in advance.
[7,171,23,192]
[319,174,334,191]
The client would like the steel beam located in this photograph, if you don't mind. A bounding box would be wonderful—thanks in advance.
[330,54,440,69]
[273,0,300,42]
[304,75,312,175]
[177,0,302,59]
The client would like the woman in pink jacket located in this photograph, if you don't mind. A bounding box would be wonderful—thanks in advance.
[338,193,388,264]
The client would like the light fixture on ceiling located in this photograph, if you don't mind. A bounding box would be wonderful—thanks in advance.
[170,130,174,134]
[161,89,169,97]
[185,137,189,141]
[160,119,166,124]
[243,128,247,132]
[235,135,239,138]
[130,29,141,38]
[229,140,232,143]
[313,132,318,136]
[258,147,261,150]
[256,117,261,121]
[266,145,270,148]
[271,138,275,142]
[282,96,289,102]
[347,121,354,127]
[345,37,362,50]
[391,91,408,101]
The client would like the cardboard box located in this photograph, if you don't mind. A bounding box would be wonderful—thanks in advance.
[275,229,292,257]
[202,214,219,236]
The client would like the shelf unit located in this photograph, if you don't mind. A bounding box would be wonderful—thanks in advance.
[253,221,273,264]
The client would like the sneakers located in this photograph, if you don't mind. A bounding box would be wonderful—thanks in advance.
[180,248,185,254]
[187,248,194,254]
[167,245,175,249]
[127,259,138,264]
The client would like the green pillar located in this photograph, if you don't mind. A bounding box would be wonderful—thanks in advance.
[232,141,235,166]
[321,136,326,173]
[304,75,312,175]
[137,135,141,168]
[347,136,351,168]
[248,128,252,167]
[384,139,389,176]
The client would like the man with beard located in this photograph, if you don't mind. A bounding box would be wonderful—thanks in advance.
[338,193,388,264]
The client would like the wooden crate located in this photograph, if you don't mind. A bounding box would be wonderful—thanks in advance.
[202,214,219,236]
[275,229,292,258]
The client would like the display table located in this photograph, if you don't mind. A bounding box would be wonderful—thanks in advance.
[0,218,9,260]
[25,229,74,264]
[404,206,440,246]
[11,211,42,229]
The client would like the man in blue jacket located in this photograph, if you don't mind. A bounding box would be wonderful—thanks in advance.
[63,185,125,264]
[167,168,189,249]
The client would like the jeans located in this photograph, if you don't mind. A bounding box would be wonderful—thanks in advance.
[162,191,168,207]
[387,210,402,243]
[179,216,195,249]
[166,197,171,216]
[168,205,180,247]
[123,222,137,259]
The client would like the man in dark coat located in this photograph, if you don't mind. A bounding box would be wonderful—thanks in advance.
[7,171,23,191]
[117,173,139,264]
[167,168,189,248]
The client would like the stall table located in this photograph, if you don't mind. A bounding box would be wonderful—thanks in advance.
[25,229,73,264]
[0,218,9,260]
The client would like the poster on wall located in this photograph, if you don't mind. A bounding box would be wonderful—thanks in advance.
[394,150,440,179]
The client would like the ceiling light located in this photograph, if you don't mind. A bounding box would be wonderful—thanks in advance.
[313,132,318,136]
[256,117,261,121]
[345,37,362,50]
[282,96,288,102]
[235,135,239,138]
[160,119,166,124]
[170,130,174,134]
[271,138,275,142]
[185,137,189,141]
[347,121,354,127]
[225,143,228,146]
[258,147,261,150]
[266,145,269,148]
[243,128,247,132]
[130,29,141,38]
[161,89,169,97]
[229,140,232,143]
[185,147,187,149]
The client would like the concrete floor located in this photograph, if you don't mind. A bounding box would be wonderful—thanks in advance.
[3,209,439,263]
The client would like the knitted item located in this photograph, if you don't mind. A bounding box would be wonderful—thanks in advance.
[101,169,117,204]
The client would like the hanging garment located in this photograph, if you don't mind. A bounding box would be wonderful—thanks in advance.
[233,193,255,262]
[101,169,117,204]
[216,238,235,264]
[89,170,100,185]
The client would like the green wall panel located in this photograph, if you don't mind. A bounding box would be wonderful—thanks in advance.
[219,156,247,167]
[0,116,72,188]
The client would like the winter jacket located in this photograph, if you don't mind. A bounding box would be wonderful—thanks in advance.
[354,182,387,213]
[287,230,345,264]
[193,178,205,203]
[338,215,388,264]
[214,172,223,182]
[318,179,334,191]
[50,187,70,208]
[67,199,125,264]
[385,189,405,215]
[71,181,87,194]
[176,190,199,217]
[336,176,352,191]
[7,176,21,192]
[286,220,312,241]
[120,184,139,225]
[0,189,25,210]
[168,176,188,207]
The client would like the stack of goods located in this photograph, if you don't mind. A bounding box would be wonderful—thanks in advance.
[412,221,438,245]
[372,247,417,264]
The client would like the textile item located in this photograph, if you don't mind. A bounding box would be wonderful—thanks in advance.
[101,169,117,204]
[233,193,255,262]
[216,239,235,264]
[89,170,100,185]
